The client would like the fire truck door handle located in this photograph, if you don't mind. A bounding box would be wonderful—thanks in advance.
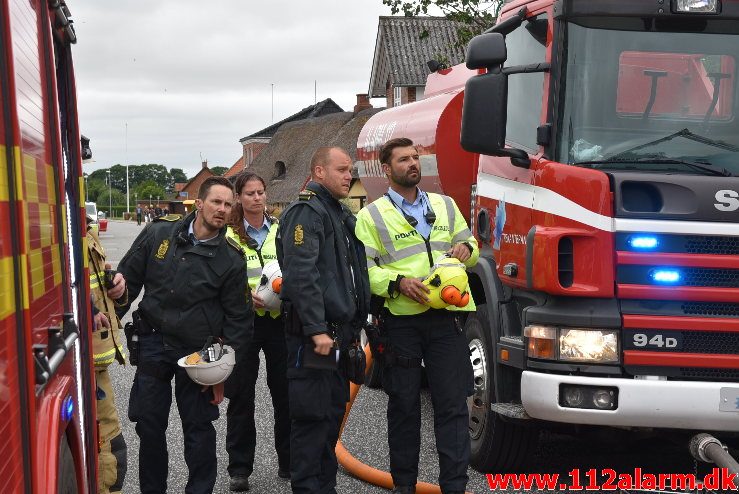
[33,318,79,393]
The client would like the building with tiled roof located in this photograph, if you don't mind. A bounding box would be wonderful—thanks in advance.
[368,16,465,107]
[223,156,245,179]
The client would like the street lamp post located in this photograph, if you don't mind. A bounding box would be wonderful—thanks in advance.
[83,173,89,202]
[106,170,112,218]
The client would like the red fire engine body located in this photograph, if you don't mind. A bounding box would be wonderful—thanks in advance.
[358,0,739,471]
[1,1,97,492]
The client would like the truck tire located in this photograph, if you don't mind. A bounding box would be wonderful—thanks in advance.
[57,434,79,494]
[466,303,538,472]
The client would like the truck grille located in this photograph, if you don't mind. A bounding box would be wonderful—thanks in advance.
[679,367,739,380]
[682,331,739,354]
[684,235,739,255]
[681,302,739,317]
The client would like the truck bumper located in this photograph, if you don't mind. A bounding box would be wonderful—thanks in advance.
[521,371,739,431]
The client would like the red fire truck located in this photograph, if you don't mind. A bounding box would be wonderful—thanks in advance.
[1,0,97,492]
[358,0,739,471]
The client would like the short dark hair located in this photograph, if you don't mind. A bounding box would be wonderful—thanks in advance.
[310,146,349,175]
[379,137,414,166]
[198,175,234,200]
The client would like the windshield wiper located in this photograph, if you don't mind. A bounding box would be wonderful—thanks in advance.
[611,128,739,160]
[575,157,732,177]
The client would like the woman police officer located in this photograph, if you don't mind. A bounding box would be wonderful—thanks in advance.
[224,172,290,492]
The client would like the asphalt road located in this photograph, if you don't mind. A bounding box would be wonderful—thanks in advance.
[100,219,726,494]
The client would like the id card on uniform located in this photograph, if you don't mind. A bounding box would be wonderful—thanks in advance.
[301,342,338,370]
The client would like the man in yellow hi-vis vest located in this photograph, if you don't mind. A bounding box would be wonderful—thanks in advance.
[87,215,128,493]
[355,137,478,494]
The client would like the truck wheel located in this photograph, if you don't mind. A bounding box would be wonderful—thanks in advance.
[57,434,79,494]
[466,304,537,472]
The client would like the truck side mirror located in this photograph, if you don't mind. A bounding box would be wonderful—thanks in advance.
[466,33,507,69]
[460,34,531,169]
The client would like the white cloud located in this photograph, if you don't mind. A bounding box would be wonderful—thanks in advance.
[72,0,392,178]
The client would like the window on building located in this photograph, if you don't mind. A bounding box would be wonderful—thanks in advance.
[274,161,286,180]
[393,86,402,107]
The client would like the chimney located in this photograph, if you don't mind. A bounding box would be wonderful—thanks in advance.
[354,93,372,114]
[202,159,208,169]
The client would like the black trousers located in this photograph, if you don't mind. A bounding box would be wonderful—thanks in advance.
[225,314,290,477]
[382,310,473,493]
[128,332,219,494]
[285,333,349,494]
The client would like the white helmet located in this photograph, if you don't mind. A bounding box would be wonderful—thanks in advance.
[177,339,236,386]
[254,260,283,312]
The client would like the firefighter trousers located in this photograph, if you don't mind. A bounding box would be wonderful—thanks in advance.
[225,314,291,478]
[128,332,219,494]
[382,309,473,493]
[96,368,127,494]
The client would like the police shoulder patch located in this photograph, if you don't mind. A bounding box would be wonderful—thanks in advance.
[298,190,315,201]
[226,236,245,256]
[154,214,182,222]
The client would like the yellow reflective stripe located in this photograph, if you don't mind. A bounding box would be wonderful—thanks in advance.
[247,267,263,279]
[0,257,14,320]
[439,194,456,235]
[366,201,395,256]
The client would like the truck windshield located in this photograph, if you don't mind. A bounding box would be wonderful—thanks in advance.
[557,17,739,176]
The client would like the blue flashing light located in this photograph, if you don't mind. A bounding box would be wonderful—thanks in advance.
[61,396,74,422]
[629,236,659,250]
[651,269,681,284]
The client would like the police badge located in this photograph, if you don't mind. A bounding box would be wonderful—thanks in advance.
[155,239,170,259]
[294,225,304,246]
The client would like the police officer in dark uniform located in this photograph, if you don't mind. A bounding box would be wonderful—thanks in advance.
[117,176,254,494]
[277,146,370,494]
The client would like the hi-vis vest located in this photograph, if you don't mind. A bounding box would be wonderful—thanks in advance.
[87,229,126,368]
[226,221,280,318]
[355,192,479,316]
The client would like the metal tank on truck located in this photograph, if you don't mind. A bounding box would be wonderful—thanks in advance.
[1,1,99,492]
[358,0,739,473]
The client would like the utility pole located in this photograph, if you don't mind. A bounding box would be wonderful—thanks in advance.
[314,80,317,105]
[271,83,274,123]
[125,122,130,215]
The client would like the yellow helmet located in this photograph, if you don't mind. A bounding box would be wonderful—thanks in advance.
[423,256,470,309]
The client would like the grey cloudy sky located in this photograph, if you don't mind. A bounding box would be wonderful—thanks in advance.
[72,0,392,178]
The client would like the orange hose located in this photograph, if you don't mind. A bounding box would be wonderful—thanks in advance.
[336,346,472,494]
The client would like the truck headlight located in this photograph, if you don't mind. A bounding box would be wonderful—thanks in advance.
[673,0,719,14]
[559,329,619,363]
[524,325,557,360]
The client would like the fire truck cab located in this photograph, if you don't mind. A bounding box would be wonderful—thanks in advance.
[458,0,739,470]
[1,0,97,492]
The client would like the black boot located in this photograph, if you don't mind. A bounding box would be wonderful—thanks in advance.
[392,487,416,494]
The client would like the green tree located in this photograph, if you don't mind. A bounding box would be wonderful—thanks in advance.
[135,180,167,204]
[210,166,228,176]
[170,168,188,184]
[97,189,126,213]
[85,178,108,203]
[382,0,503,48]
[130,164,173,192]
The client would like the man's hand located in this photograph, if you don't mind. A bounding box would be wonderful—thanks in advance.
[251,293,266,310]
[311,333,335,355]
[93,312,110,331]
[399,277,430,304]
[447,243,471,263]
[203,382,225,405]
[107,272,126,300]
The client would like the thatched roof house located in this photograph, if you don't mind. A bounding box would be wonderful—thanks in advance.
[246,107,384,213]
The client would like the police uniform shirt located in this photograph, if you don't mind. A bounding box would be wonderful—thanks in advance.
[386,187,432,238]
[187,214,218,244]
[244,216,271,250]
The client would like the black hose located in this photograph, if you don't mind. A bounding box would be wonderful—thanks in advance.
[689,433,739,476]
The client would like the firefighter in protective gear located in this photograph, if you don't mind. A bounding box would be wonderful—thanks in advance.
[355,137,478,494]
[87,214,128,494]
[224,172,290,492]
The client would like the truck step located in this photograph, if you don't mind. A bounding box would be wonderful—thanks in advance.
[491,402,531,419]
